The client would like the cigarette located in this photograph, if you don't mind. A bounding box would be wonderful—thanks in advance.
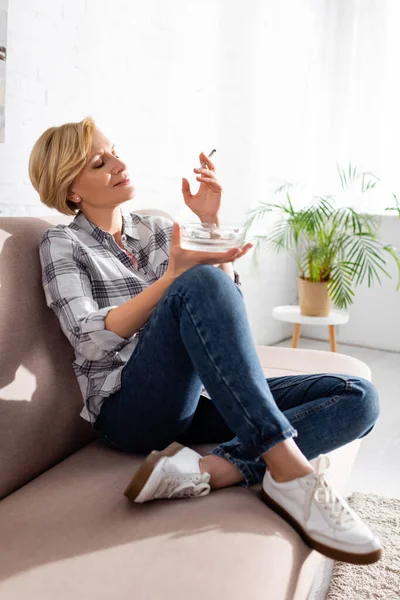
[200,149,216,168]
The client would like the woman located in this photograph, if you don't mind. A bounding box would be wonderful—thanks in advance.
[29,117,381,565]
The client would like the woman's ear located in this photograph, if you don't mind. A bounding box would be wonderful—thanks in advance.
[67,189,81,204]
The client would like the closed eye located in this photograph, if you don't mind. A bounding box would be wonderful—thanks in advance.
[93,149,119,169]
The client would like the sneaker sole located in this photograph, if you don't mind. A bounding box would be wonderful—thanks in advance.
[261,488,382,565]
[124,441,184,502]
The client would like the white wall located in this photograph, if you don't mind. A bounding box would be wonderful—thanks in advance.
[0,0,334,220]
[0,0,297,346]
[0,0,223,217]
[1,0,399,350]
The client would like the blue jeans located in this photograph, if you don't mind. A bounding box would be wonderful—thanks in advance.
[93,265,380,487]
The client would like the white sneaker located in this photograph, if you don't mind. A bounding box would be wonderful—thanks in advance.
[262,455,382,565]
[124,442,211,503]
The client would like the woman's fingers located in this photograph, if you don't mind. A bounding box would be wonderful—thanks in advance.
[217,244,253,263]
[240,243,254,255]
[194,167,220,187]
[170,222,182,246]
[181,178,192,202]
[195,176,215,182]
[242,243,254,253]
[197,243,253,264]
[214,248,240,262]
[194,167,217,178]
[196,176,221,188]
[231,243,254,261]
[197,248,238,264]
[199,152,216,171]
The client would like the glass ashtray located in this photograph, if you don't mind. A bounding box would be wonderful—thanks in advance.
[180,223,245,252]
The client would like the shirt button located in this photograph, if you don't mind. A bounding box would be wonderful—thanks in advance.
[74,326,80,333]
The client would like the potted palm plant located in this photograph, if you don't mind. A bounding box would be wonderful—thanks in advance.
[244,165,400,316]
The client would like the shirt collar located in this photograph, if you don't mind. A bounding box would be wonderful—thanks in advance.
[71,206,140,242]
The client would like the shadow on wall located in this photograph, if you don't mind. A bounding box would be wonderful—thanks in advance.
[0,216,96,501]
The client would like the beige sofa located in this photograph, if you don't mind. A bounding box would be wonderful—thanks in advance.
[0,210,370,600]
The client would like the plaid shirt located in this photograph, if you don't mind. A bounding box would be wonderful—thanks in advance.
[39,207,241,425]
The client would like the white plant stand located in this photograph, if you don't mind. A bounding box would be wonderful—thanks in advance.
[272,305,349,352]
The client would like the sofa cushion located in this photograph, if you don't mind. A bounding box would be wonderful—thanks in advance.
[0,437,360,600]
[0,214,97,501]
[255,345,371,379]
[0,209,175,500]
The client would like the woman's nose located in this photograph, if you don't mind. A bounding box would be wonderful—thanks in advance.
[113,157,127,172]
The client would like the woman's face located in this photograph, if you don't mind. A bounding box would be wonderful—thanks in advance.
[69,127,135,211]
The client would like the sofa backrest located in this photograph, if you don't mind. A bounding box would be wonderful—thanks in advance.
[0,208,173,500]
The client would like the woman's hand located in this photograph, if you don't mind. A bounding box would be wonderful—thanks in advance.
[165,223,253,280]
[181,152,222,223]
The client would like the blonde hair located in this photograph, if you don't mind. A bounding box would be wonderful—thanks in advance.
[29,117,96,216]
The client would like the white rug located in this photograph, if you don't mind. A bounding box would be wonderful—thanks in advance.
[326,492,400,599]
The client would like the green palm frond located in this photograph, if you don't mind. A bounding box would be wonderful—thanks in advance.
[297,196,334,237]
[337,162,380,193]
[244,162,399,309]
[361,171,380,192]
[342,233,389,287]
[250,235,267,268]
[327,262,356,309]
[337,162,360,190]
[249,234,298,271]
[243,203,272,236]
[300,244,332,282]
[382,244,400,290]
[385,193,400,216]
[274,181,296,194]
[332,207,379,236]
[265,219,298,253]
[243,194,299,238]
[337,163,347,190]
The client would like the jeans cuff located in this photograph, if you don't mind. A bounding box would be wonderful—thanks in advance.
[207,447,255,487]
[247,425,298,460]
[207,425,298,488]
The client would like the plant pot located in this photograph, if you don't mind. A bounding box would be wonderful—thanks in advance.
[298,278,331,317]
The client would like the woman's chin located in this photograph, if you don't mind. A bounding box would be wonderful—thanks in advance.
[118,186,136,201]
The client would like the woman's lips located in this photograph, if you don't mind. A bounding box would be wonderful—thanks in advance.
[115,178,131,187]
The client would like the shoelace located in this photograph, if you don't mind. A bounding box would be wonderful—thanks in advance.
[154,473,211,499]
[304,455,355,527]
